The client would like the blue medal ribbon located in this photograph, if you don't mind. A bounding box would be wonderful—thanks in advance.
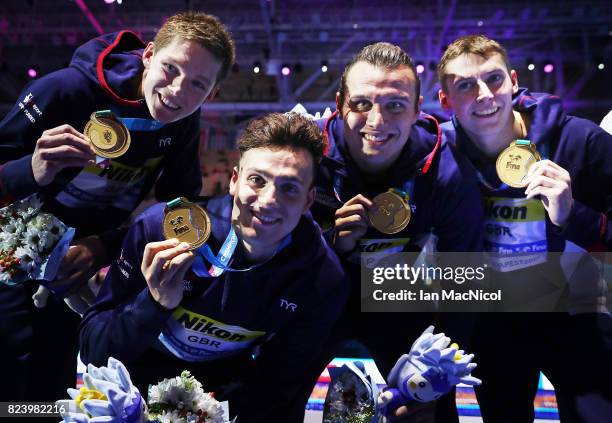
[332,174,415,205]
[118,117,165,132]
[191,226,292,278]
[101,108,166,132]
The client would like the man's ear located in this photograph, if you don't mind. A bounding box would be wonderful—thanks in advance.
[142,42,155,68]
[303,185,316,213]
[439,89,452,111]
[229,166,239,196]
[335,92,342,117]
[510,69,519,94]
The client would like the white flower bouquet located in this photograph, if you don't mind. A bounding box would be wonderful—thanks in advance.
[58,358,232,423]
[0,194,74,285]
[148,371,229,423]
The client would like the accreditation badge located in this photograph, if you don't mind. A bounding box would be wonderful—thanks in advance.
[368,188,412,234]
[163,197,211,250]
[84,110,131,159]
[495,139,541,188]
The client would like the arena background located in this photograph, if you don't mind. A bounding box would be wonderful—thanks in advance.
[2,1,610,421]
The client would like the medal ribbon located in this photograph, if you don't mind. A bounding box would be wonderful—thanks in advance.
[105,108,166,131]
[89,110,165,165]
[118,117,165,132]
[516,138,547,159]
[389,187,411,208]
[332,174,415,206]
[191,226,292,278]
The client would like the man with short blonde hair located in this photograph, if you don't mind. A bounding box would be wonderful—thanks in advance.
[438,34,612,423]
[0,10,234,403]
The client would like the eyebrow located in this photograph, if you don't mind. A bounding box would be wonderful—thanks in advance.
[450,68,506,81]
[349,94,412,102]
[245,168,306,184]
[165,58,214,86]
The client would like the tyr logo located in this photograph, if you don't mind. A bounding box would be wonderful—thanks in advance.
[159,137,172,147]
[280,299,298,312]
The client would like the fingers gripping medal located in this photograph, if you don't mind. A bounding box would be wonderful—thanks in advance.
[163,197,211,251]
[369,189,412,234]
[496,139,541,188]
[84,110,131,166]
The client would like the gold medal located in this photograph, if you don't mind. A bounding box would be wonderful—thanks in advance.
[495,139,541,188]
[84,110,131,159]
[368,189,412,234]
[162,197,211,250]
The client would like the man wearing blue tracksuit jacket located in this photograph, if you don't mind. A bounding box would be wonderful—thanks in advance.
[79,113,350,423]
[437,34,612,422]
[301,42,484,420]
[0,12,235,402]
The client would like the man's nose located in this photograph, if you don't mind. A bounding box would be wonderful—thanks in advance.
[170,75,188,96]
[476,80,494,102]
[258,184,278,205]
[366,104,385,127]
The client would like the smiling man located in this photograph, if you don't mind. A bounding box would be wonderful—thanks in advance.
[438,34,612,422]
[300,42,484,420]
[0,11,234,403]
[79,113,349,423]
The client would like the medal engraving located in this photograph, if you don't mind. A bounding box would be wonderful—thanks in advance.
[496,140,541,188]
[369,190,412,234]
[84,111,131,159]
[163,198,211,250]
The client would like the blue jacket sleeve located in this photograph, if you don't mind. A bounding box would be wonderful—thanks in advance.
[557,120,612,250]
[0,68,93,203]
[79,207,172,366]
[558,200,610,250]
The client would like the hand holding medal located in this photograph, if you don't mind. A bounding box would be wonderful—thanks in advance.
[524,159,574,227]
[141,238,194,310]
[31,124,95,186]
[496,139,573,227]
[333,194,373,254]
[333,188,412,254]
[83,110,131,166]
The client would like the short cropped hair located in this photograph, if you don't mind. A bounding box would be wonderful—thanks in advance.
[338,42,420,112]
[237,113,326,176]
[438,34,511,91]
[154,11,235,85]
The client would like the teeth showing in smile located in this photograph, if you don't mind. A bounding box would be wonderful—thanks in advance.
[159,93,180,110]
[253,211,279,224]
[363,133,390,142]
[474,107,499,117]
